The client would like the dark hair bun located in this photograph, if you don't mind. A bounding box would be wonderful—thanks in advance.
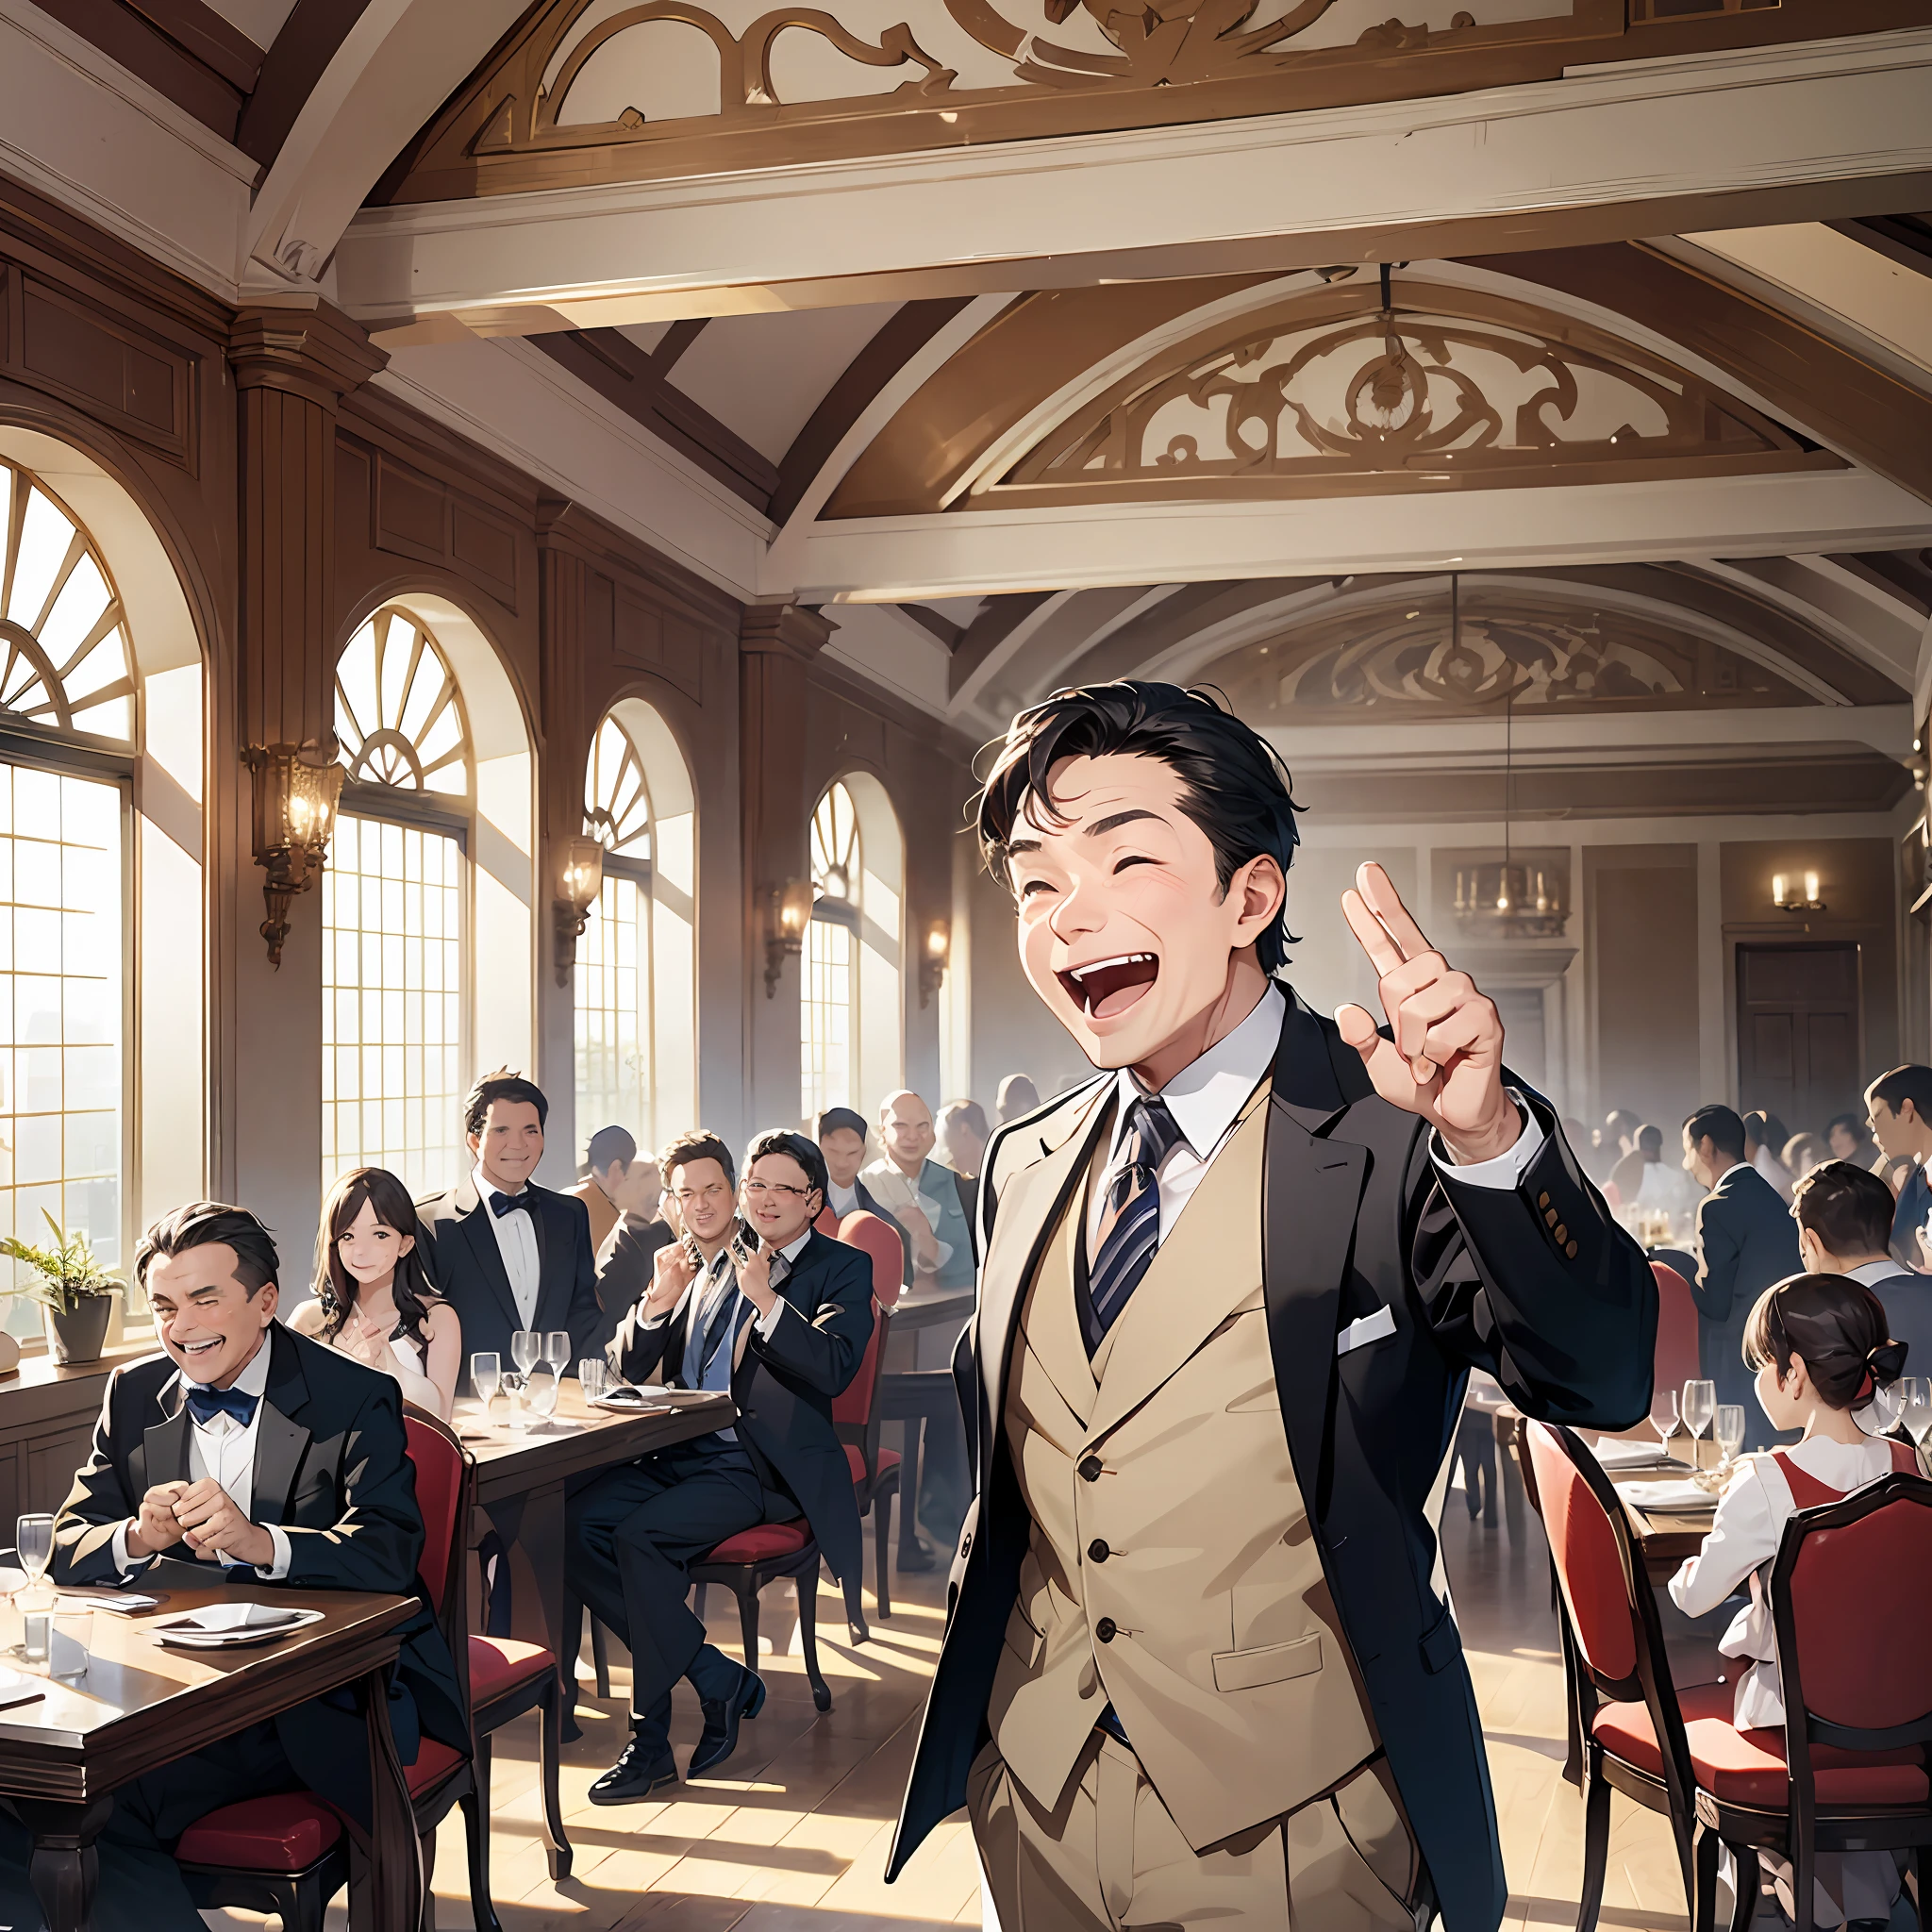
[1867,1338,1908,1389]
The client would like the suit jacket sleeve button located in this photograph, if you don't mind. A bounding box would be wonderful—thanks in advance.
[1079,1456,1104,1482]
[1566,1240,1579,1258]
[1555,1224,1568,1244]
[1088,1540,1109,1563]
[1538,1191,1551,1209]
[1094,1617,1117,1642]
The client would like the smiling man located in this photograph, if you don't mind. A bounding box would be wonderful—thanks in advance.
[2,1202,466,1932]
[889,683,1655,1932]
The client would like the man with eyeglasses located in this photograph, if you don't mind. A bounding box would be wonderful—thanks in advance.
[567,1128,874,1797]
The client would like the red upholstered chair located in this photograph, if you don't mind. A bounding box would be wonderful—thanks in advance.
[1652,1263,1702,1409]
[1688,1469,1932,1932]
[836,1210,905,1618]
[691,1517,833,1712]
[1523,1421,1699,1932]
[175,1407,478,1932]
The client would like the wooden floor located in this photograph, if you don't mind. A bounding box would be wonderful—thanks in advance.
[213,1470,1733,1932]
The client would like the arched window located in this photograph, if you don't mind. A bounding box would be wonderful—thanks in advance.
[802,774,902,1122]
[575,703,695,1158]
[0,465,136,1339]
[324,609,472,1192]
[803,781,860,1119]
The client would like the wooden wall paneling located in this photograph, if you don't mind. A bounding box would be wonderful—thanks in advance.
[1585,845,1703,1137]
[370,446,523,611]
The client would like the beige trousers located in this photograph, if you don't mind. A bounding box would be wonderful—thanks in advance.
[968,1736,1423,1932]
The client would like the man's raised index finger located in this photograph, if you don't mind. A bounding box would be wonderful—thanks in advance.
[1341,888,1404,977]
[1356,862,1433,962]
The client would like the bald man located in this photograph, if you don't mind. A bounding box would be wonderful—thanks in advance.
[862,1091,974,1293]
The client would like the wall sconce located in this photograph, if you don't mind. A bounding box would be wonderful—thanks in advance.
[765,878,814,997]
[244,742,344,969]
[920,918,951,1008]
[553,835,606,986]
[1772,871,1826,913]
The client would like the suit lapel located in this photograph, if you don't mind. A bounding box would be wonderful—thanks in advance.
[252,1325,313,1525]
[978,1083,1114,1440]
[457,1180,523,1331]
[1083,1084,1271,1445]
[143,1378,192,1488]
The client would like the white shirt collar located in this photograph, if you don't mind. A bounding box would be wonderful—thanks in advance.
[175,1325,275,1401]
[779,1227,813,1263]
[474,1162,530,1208]
[1848,1258,1906,1287]
[1109,980,1285,1162]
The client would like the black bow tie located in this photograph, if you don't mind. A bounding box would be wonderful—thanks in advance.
[491,1189,533,1218]
[186,1384,259,1428]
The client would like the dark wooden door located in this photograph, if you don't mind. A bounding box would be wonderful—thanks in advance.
[1735,942,1862,1132]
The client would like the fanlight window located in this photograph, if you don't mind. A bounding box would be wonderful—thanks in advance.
[0,465,134,742]
[811,781,859,920]
[803,781,860,1119]
[585,715,652,859]
[335,609,472,796]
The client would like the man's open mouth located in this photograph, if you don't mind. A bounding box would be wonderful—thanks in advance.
[180,1337,220,1356]
[1057,953,1159,1019]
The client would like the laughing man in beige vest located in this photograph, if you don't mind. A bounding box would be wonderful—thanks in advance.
[890,684,1656,1932]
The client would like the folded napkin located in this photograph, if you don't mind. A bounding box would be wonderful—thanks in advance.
[1591,1437,1671,1470]
[1621,1477,1714,1512]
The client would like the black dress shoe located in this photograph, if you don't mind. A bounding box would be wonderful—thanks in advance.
[689,1665,767,1777]
[588,1736,679,1804]
[896,1539,937,1573]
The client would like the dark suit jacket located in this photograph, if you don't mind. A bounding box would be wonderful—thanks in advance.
[594,1210,676,1315]
[1890,1162,1932,1273]
[1692,1161,1799,1326]
[51,1324,467,1810]
[415,1175,603,1389]
[607,1228,874,1585]
[1869,1267,1932,1385]
[890,995,1656,1932]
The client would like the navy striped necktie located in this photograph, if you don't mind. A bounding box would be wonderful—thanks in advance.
[1088,1095,1184,1345]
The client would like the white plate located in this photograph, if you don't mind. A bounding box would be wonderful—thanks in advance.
[153,1603,324,1648]
[1621,1478,1714,1513]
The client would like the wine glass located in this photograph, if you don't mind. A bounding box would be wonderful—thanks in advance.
[471,1352,501,1418]
[1714,1404,1745,1474]
[1650,1389,1681,1459]
[1899,1377,1932,1463]
[1681,1379,1716,1468]
[510,1330,540,1376]
[15,1515,53,1600]
[579,1357,608,1404]
[526,1362,559,1424]
[543,1331,570,1374]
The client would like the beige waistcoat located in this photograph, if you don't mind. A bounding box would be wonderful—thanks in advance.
[987,1086,1381,1852]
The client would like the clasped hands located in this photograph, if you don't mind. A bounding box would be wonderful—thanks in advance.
[643,1232,782,1324]
[126,1477,275,1569]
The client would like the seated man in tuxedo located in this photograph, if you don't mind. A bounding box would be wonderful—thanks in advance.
[1792,1158,1932,1381]
[568,1129,873,1799]
[415,1067,604,1385]
[0,1201,465,1932]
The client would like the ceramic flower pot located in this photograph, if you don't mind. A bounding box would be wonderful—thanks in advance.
[43,1295,112,1365]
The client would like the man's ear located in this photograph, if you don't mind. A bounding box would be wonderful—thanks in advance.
[1227,853,1286,944]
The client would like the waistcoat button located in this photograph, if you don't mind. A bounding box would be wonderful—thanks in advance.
[1088,1539,1109,1563]
[1079,1456,1104,1482]
[1094,1617,1117,1642]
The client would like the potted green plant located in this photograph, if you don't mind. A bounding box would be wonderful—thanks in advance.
[1,1213,123,1364]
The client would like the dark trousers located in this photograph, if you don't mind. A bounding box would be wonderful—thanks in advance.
[566,1440,764,1749]
[0,1720,296,1932]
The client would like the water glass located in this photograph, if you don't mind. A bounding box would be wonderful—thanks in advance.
[50,1607,92,1682]
[510,1330,540,1376]
[543,1330,570,1374]
[1899,1376,1932,1450]
[579,1357,608,1404]
[1681,1379,1716,1465]
[1714,1404,1745,1472]
[21,1607,48,1667]
[526,1362,559,1424]
[15,1514,53,1593]
[1650,1390,1681,1457]
[471,1352,501,1414]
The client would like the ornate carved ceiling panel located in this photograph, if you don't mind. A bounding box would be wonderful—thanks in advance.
[1192,581,1824,723]
[379,0,1922,200]
[974,280,1841,508]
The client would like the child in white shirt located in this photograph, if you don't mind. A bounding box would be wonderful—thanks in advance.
[1668,1273,1913,1928]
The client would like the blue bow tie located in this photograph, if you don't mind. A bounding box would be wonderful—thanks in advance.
[491,1189,532,1218]
[185,1384,259,1428]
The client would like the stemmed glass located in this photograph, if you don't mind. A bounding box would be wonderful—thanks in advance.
[507,1330,540,1430]
[471,1352,501,1421]
[1899,1377,1932,1468]
[526,1362,559,1425]
[1681,1379,1717,1470]
[543,1331,570,1375]
[15,1514,53,1606]
[1714,1404,1746,1475]
[1650,1389,1681,1462]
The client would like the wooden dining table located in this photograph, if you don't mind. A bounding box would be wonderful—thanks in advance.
[458,1383,735,1662]
[0,1569,422,1932]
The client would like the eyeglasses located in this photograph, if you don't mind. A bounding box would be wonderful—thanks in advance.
[742,1180,812,1200]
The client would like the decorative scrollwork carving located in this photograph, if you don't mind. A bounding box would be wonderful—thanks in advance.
[984,281,1839,508]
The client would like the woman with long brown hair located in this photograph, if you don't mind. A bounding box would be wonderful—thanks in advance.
[291,1166,461,1418]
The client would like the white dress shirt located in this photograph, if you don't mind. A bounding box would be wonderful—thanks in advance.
[475,1161,541,1328]
[112,1339,292,1579]
[826,1178,860,1219]
[1088,981,1544,1256]
[641,1230,805,1341]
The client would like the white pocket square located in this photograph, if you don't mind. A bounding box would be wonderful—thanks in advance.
[1337,1305,1397,1357]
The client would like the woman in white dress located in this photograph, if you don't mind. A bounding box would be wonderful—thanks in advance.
[291,1166,461,1419]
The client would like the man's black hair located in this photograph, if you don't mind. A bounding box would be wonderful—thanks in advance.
[974,681,1302,974]
[1684,1104,1747,1162]
[585,1124,637,1174]
[816,1107,869,1141]
[1792,1159,1896,1260]
[745,1129,828,1203]
[1637,1124,1663,1158]
[136,1201,279,1296]
[1867,1065,1932,1122]
[661,1129,736,1189]
[1827,1111,1872,1149]
[465,1068,549,1137]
